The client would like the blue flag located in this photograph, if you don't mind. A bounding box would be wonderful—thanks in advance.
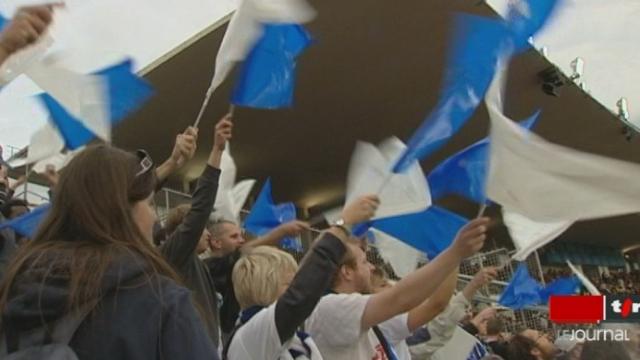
[0,204,50,238]
[231,24,313,109]
[428,111,540,204]
[40,59,154,150]
[539,275,580,304]
[0,14,6,30]
[499,263,543,309]
[243,179,302,251]
[372,206,467,260]
[393,1,560,174]
[507,0,561,51]
[392,14,510,173]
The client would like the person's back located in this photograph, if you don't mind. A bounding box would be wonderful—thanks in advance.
[0,145,217,359]
[3,253,213,360]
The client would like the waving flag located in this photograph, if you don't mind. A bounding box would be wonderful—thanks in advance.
[243,179,301,251]
[393,0,561,173]
[428,111,539,204]
[507,0,562,51]
[486,100,640,223]
[231,23,313,108]
[499,263,543,309]
[347,137,431,221]
[539,275,580,303]
[0,204,50,238]
[36,59,153,150]
[499,262,579,309]
[372,206,467,260]
[502,209,572,261]
[194,0,315,124]
[391,14,510,173]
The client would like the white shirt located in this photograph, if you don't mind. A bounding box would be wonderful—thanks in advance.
[305,293,412,360]
[227,303,323,360]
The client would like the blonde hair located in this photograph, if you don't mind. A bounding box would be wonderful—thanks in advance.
[232,246,298,309]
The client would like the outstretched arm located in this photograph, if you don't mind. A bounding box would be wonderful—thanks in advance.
[361,217,490,331]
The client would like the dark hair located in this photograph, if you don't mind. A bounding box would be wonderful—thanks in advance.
[208,219,237,239]
[486,317,504,336]
[0,145,181,324]
[506,334,538,360]
[0,198,29,218]
[580,340,631,360]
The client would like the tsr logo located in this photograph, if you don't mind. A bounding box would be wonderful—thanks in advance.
[607,296,640,322]
[610,298,640,319]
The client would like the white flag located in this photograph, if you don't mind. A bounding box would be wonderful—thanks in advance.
[212,145,255,223]
[370,229,423,278]
[347,137,431,220]
[487,101,640,223]
[25,122,65,165]
[503,209,572,261]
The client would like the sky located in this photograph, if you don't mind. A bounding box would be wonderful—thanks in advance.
[0,0,237,152]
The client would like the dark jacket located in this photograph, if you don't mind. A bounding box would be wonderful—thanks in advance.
[1,254,217,360]
[205,250,241,338]
[160,165,221,346]
[0,183,16,281]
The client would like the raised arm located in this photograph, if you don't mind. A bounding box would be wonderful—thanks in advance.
[361,217,490,330]
[0,5,57,67]
[273,196,379,343]
[242,220,310,251]
[161,117,232,266]
[155,127,198,189]
[406,269,459,332]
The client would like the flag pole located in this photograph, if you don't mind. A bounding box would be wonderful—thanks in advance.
[375,172,393,195]
[228,104,236,119]
[476,203,487,218]
[193,92,212,129]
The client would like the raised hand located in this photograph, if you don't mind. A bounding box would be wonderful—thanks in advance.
[449,217,490,259]
[341,195,380,226]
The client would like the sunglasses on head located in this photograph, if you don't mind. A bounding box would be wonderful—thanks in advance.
[135,149,154,177]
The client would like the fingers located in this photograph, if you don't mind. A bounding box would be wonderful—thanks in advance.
[216,119,233,140]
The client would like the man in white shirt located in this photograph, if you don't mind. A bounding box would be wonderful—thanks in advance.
[305,217,490,360]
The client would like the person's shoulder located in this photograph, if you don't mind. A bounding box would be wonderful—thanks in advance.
[313,292,370,316]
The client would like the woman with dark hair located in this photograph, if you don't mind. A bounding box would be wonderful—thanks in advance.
[0,145,217,359]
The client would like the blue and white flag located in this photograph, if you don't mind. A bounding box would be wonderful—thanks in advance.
[243,178,302,251]
[35,59,154,150]
[372,206,467,260]
[0,203,50,238]
[195,0,315,123]
[428,111,539,204]
[393,1,560,173]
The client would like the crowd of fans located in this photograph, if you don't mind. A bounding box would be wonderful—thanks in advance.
[0,5,637,360]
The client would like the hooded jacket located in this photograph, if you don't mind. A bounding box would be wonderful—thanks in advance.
[1,253,218,360]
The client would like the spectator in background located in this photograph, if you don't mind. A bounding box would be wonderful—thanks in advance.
[579,340,630,360]
[0,145,217,359]
[483,317,509,358]
[506,329,559,360]
[205,219,310,342]
[409,267,497,360]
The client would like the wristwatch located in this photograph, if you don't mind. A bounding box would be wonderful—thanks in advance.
[332,218,353,237]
